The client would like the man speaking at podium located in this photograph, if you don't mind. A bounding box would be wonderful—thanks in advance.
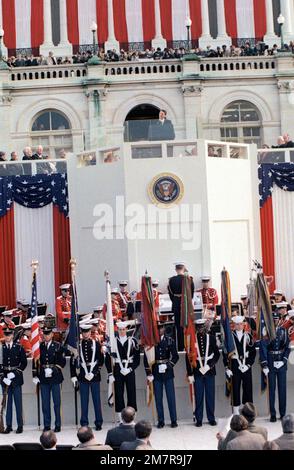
[149,110,175,141]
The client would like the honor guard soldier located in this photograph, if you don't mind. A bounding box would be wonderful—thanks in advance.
[197,276,219,310]
[276,302,289,327]
[70,322,104,430]
[186,319,220,427]
[168,262,194,351]
[105,321,140,421]
[32,327,66,432]
[102,289,122,324]
[0,326,27,434]
[117,281,132,317]
[259,310,290,422]
[55,284,72,332]
[145,322,179,428]
[19,321,32,357]
[223,316,256,415]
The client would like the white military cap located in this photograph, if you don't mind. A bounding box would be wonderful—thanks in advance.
[240,294,248,300]
[201,276,211,282]
[2,310,14,316]
[276,302,288,309]
[274,289,283,295]
[118,281,128,286]
[231,315,245,324]
[116,321,128,329]
[111,287,120,294]
[80,323,92,331]
[21,321,32,329]
[37,315,45,322]
[194,319,206,325]
[59,283,70,290]
[152,279,159,286]
[174,261,186,267]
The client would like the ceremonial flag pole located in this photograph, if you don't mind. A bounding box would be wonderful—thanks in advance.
[30,260,41,430]
[104,271,117,424]
[67,259,80,427]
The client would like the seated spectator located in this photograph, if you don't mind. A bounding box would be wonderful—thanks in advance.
[225,415,265,450]
[263,440,280,450]
[105,406,136,450]
[8,151,24,176]
[120,420,152,451]
[273,414,294,450]
[40,430,57,450]
[22,146,33,160]
[74,426,112,451]
[217,420,238,450]
[240,403,268,441]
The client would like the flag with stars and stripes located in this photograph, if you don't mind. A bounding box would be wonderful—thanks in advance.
[0,174,69,218]
[30,272,40,362]
[258,163,294,208]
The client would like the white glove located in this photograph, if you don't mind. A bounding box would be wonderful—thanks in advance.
[33,377,40,385]
[274,361,284,369]
[71,377,78,386]
[200,365,210,375]
[239,365,249,374]
[158,364,167,374]
[85,372,94,381]
[120,368,131,376]
[7,372,15,380]
[263,367,269,376]
[108,374,115,385]
[147,375,154,383]
[3,378,11,386]
[188,376,195,384]
[226,369,233,378]
[45,368,53,378]
[101,345,107,355]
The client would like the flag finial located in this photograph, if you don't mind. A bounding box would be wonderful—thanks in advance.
[31,259,39,273]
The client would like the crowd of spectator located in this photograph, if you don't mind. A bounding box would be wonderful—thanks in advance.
[0,145,67,176]
[4,40,294,68]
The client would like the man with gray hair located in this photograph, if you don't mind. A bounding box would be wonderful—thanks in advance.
[273,414,294,450]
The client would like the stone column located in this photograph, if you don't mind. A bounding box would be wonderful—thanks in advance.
[56,0,73,56]
[280,0,294,42]
[40,0,54,56]
[215,0,231,46]
[264,0,279,45]
[105,0,119,52]
[199,0,213,48]
[152,0,167,49]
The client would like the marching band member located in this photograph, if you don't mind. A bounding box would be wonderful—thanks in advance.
[19,321,32,357]
[197,276,219,310]
[55,284,72,332]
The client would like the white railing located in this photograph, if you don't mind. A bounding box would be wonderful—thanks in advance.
[199,56,276,74]
[10,64,87,82]
[104,59,183,78]
[0,159,67,176]
[257,147,294,164]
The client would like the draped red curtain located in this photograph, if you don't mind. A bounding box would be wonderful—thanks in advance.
[189,0,202,40]
[113,0,128,44]
[142,0,155,43]
[53,206,71,298]
[66,0,79,47]
[97,0,109,45]
[0,208,16,309]
[224,0,237,39]
[2,0,16,51]
[253,0,266,39]
[260,198,276,293]
[31,0,44,49]
[160,0,172,42]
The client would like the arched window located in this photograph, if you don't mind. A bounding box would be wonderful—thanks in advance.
[124,104,160,142]
[220,100,262,147]
[31,110,73,158]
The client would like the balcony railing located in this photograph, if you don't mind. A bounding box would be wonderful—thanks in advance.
[0,159,67,176]
[257,147,294,164]
[10,64,87,82]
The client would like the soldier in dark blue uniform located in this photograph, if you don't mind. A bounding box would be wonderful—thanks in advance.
[70,322,104,430]
[168,262,194,351]
[259,310,290,422]
[223,316,256,415]
[105,321,140,421]
[0,326,27,434]
[32,327,66,432]
[144,322,179,428]
[186,319,220,427]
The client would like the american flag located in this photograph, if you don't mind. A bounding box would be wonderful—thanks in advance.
[30,272,40,361]
[258,163,294,208]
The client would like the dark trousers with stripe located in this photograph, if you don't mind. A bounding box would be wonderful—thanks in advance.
[2,385,23,428]
[80,381,103,427]
[268,366,287,418]
[154,378,177,423]
[231,369,253,407]
[40,383,61,428]
[114,371,137,413]
[194,374,215,423]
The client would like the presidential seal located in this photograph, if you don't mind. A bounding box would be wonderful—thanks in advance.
[148,173,184,207]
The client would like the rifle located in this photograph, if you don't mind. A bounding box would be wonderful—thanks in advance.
[0,385,8,433]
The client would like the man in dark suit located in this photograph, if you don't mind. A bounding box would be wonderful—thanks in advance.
[0,326,27,434]
[168,262,194,351]
[149,109,175,141]
[120,420,152,450]
[105,407,136,450]
[32,327,66,432]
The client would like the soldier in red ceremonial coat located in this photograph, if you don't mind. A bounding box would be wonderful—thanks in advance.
[102,289,122,324]
[19,321,32,357]
[116,281,132,318]
[0,310,17,341]
[55,284,72,332]
[197,276,218,310]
